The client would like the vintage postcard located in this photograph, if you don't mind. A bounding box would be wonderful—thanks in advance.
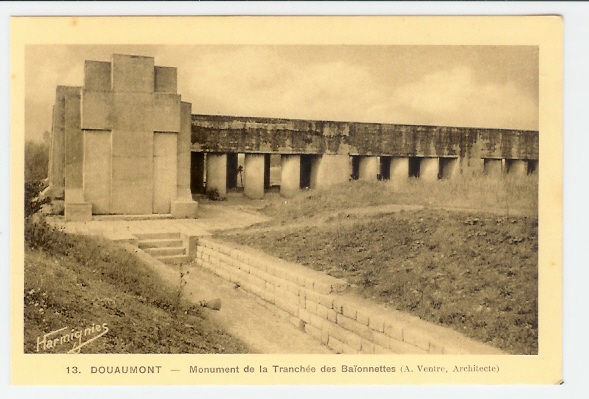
[10,16,562,385]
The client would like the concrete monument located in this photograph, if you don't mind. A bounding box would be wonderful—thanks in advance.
[46,54,198,221]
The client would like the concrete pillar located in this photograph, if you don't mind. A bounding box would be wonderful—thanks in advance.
[440,157,459,179]
[420,157,439,182]
[48,88,67,198]
[206,153,227,196]
[484,159,503,178]
[64,88,83,203]
[244,154,265,199]
[507,159,528,176]
[390,157,409,182]
[171,101,198,218]
[358,156,379,181]
[280,154,301,198]
[310,156,321,189]
[153,132,177,214]
[310,154,350,189]
[190,152,205,194]
[83,130,111,214]
[226,153,239,189]
[63,87,93,222]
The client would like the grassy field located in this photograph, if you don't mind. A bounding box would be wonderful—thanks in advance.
[260,174,538,224]
[219,175,539,354]
[24,217,247,354]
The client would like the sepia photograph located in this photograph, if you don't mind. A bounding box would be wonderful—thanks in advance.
[23,44,539,356]
[9,15,563,387]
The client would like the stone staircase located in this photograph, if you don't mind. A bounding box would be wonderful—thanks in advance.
[134,232,191,265]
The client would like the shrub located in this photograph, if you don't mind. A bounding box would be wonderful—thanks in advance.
[24,180,50,218]
[207,188,226,201]
[25,139,49,183]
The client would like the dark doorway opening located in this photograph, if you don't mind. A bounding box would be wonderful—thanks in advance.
[264,154,271,190]
[379,156,391,180]
[226,153,239,190]
[409,157,421,178]
[527,160,538,175]
[350,156,360,180]
[190,152,205,194]
[300,155,314,188]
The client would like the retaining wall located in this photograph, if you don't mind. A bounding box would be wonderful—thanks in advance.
[195,237,504,355]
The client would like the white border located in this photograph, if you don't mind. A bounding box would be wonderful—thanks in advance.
[2,2,587,399]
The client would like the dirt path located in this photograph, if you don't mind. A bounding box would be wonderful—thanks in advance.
[135,250,332,354]
[219,201,535,237]
[221,204,425,235]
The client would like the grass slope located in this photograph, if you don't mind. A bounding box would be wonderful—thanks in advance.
[220,177,539,354]
[260,175,538,224]
[24,218,247,354]
[222,209,538,354]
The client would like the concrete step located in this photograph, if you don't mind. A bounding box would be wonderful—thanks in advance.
[138,238,184,249]
[134,232,180,240]
[147,246,186,257]
[157,254,191,265]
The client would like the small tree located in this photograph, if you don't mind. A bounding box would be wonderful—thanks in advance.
[24,181,50,218]
[24,132,51,217]
[24,133,50,183]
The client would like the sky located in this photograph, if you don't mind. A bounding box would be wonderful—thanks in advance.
[24,45,538,143]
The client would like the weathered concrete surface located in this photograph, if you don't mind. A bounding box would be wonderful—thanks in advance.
[191,114,539,160]
[390,157,409,183]
[48,54,198,218]
[244,154,265,199]
[110,127,154,214]
[154,66,177,93]
[173,102,197,217]
[206,153,227,196]
[484,158,503,178]
[507,159,528,176]
[440,157,459,179]
[61,86,93,221]
[420,157,439,182]
[83,130,111,214]
[311,154,350,188]
[84,60,111,91]
[64,88,83,198]
[153,132,177,214]
[280,154,301,198]
[49,86,82,198]
[111,54,154,93]
[358,156,379,181]
[64,202,92,222]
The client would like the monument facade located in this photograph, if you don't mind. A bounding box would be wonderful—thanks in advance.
[46,54,198,221]
[46,54,539,220]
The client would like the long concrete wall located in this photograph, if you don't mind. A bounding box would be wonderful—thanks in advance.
[196,237,504,355]
[191,114,539,160]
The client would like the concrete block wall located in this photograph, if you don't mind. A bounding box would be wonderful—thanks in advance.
[195,238,504,355]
